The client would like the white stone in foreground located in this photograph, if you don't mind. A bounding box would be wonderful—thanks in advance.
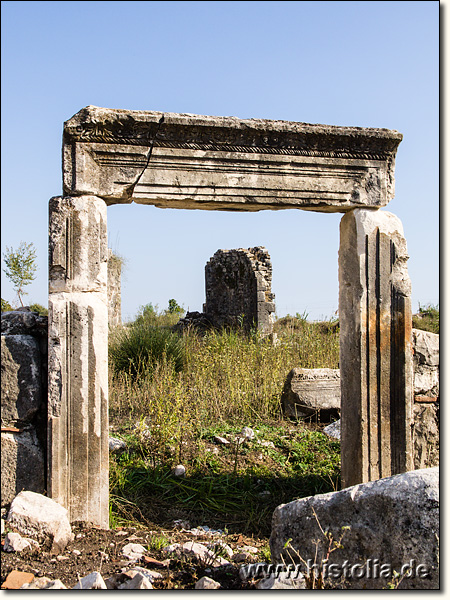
[7,491,73,552]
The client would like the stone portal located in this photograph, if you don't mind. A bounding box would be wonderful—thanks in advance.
[49,106,411,527]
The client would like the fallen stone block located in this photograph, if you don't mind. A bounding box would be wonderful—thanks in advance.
[281,368,340,420]
[270,467,439,590]
[6,491,73,553]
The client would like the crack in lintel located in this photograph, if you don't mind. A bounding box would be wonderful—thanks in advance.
[122,114,165,201]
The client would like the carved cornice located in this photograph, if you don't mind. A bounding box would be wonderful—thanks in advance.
[64,106,402,161]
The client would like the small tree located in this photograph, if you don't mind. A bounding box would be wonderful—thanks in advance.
[168,298,184,314]
[2,242,37,307]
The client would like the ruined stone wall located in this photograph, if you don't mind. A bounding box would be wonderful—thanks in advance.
[204,247,275,335]
[1,309,48,506]
[107,249,122,328]
[412,328,439,469]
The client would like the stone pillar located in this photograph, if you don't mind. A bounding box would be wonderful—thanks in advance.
[339,209,413,488]
[107,249,122,328]
[48,195,109,528]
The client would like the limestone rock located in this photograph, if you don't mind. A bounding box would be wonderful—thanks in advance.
[42,579,67,589]
[195,576,221,589]
[213,435,230,445]
[414,365,439,397]
[21,576,67,590]
[172,464,186,477]
[281,368,340,420]
[240,426,255,440]
[73,571,107,589]
[122,566,163,582]
[1,429,45,506]
[270,467,439,589]
[255,572,306,590]
[118,573,153,589]
[1,334,42,426]
[20,576,52,589]
[7,491,73,553]
[413,403,439,469]
[1,309,48,338]
[207,539,234,558]
[412,329,439,367]
[3,532,39,552]
[323,419,341,440]
[164,541,230,567]
[121,542,147,562]
[109,437,127,453]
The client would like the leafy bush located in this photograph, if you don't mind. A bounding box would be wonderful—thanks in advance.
[29,303,48,316]
[109,322,185,379]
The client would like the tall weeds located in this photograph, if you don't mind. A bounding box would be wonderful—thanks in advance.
[109,317,340,433]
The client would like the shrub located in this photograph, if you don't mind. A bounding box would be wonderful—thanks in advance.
[109,322,185,379]
[29,303,48,316]
[412,303,439,334]
[1,298,13,312]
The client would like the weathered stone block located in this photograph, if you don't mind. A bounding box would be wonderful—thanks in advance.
[1,334,41,426]
[339,209,413,487]
[63,106,402,212]
[281,368,340,420]
[1,430,45,505]
[270,467,439,589]
[413,403,439,469]
[413,328,439,367]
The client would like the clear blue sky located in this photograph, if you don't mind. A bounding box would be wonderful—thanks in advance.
[1,1,439,321]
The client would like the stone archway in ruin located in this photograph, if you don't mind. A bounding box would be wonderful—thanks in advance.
[48,106,413,528]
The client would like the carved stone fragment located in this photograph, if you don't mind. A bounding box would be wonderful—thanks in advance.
[281,368,340,420]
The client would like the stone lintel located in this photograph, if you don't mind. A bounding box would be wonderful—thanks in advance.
[339,209,414,488]
[63,106,402,212]
[48,196,109,528]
